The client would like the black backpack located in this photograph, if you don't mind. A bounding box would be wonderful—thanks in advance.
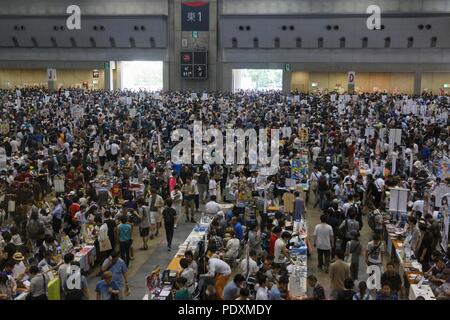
[318,176,328,190]
[64,278,84,300]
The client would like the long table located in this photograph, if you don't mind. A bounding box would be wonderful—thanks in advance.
[385,223,436,300]
[287,220,308,299]
[14,277,60,300]
[166,215,214,273]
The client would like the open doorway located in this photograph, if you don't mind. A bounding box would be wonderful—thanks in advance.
[232,69,283,92]
[121,61,163,91]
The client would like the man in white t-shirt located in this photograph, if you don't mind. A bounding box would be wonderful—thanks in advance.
[10,139,20,154]
[313,215,334,272]
[209,178,217,197]
[274,232,291,266]
[110,142,120,162]
[202,257,232,299]
[311,143,321,163]
[239,250,259,276]
[412,196,425,216]
[366,233,384,267]
[205,195,221,215]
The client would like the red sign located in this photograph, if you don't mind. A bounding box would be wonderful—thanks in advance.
[182,53,192,63]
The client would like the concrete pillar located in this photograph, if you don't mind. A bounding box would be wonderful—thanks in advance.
[283,70,291,94]
[170,0,217,91]
[104,62,113,91]
[47,80,55,90]
[414,71,422,95]
[47,67,56,90]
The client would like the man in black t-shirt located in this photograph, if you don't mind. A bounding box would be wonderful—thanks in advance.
[381,262,403,296]
[162,198,177,251]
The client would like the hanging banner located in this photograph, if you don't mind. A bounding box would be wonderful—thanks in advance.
[47,68,57,81]
[347,71,355,85]
[389,128,402,151]
[389,188,409,213]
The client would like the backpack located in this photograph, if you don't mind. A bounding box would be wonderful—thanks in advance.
[368,210,379,231]
[27,219,45,240]
[318,176,328,190]
[64,277,84,300]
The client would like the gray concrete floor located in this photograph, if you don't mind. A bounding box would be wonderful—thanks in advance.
[304,194,373,299]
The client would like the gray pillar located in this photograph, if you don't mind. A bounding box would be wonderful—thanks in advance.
[283,70,291,94]
[348,84,355,94]
[47,80,55,90]
[47,68,56,90]
[414,71,422,95]
[104,63,113,91]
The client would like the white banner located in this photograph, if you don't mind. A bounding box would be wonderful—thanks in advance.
[47,68,57,81]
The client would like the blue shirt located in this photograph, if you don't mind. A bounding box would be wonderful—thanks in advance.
[118,223,132,242]
[376,292,398,300]
[172,163,182,176]
[52,204,63,220]
[223,281,239,300]
[225,210,233,222]
[270,285,282,300]
[102,258,128,289]
[234,222,244,240]
[95,280,120,300]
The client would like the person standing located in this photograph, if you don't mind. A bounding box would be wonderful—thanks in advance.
[315,173,329,211]
[329,250,351,299]
[197,168,209,203]
[171,185,183,229]
[146,188,164,239]
[381,262,403,298]
[313,214,334,273]
[137,198,151,250]
[27,266,48,300]
[201,257,232,300]
[162,198,177,251]
[366,233,384,269]
[344,231,362,281]
[118,215,132,267]
[247,224,262,257]
[338,211,360,252]
[101,251,129,299]
[95,271,120,300]
[293,191,305,223]
[305,275,326,300]
[181,178,196,223]
[282,190,295,217]
[223,274,245,300]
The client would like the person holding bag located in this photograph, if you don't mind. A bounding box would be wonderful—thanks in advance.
[344,231,362,280]
[118,215,132,267]
[137,198,151,250]
[98,218,112,268]
[27,266,48,300]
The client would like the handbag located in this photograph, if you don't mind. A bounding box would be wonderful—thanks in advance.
[99,237,112,252]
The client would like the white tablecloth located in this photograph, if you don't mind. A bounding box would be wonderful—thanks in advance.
[409,284,436,300]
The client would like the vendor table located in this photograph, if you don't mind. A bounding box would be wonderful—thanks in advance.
[14,277,60,300]
[166,216,213,272]
[385,223,436,300]
[409,284,437,300]
[74,245,97,272]
[287,219,308,298]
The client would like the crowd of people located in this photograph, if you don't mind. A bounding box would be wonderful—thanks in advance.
[0,88,449,300]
